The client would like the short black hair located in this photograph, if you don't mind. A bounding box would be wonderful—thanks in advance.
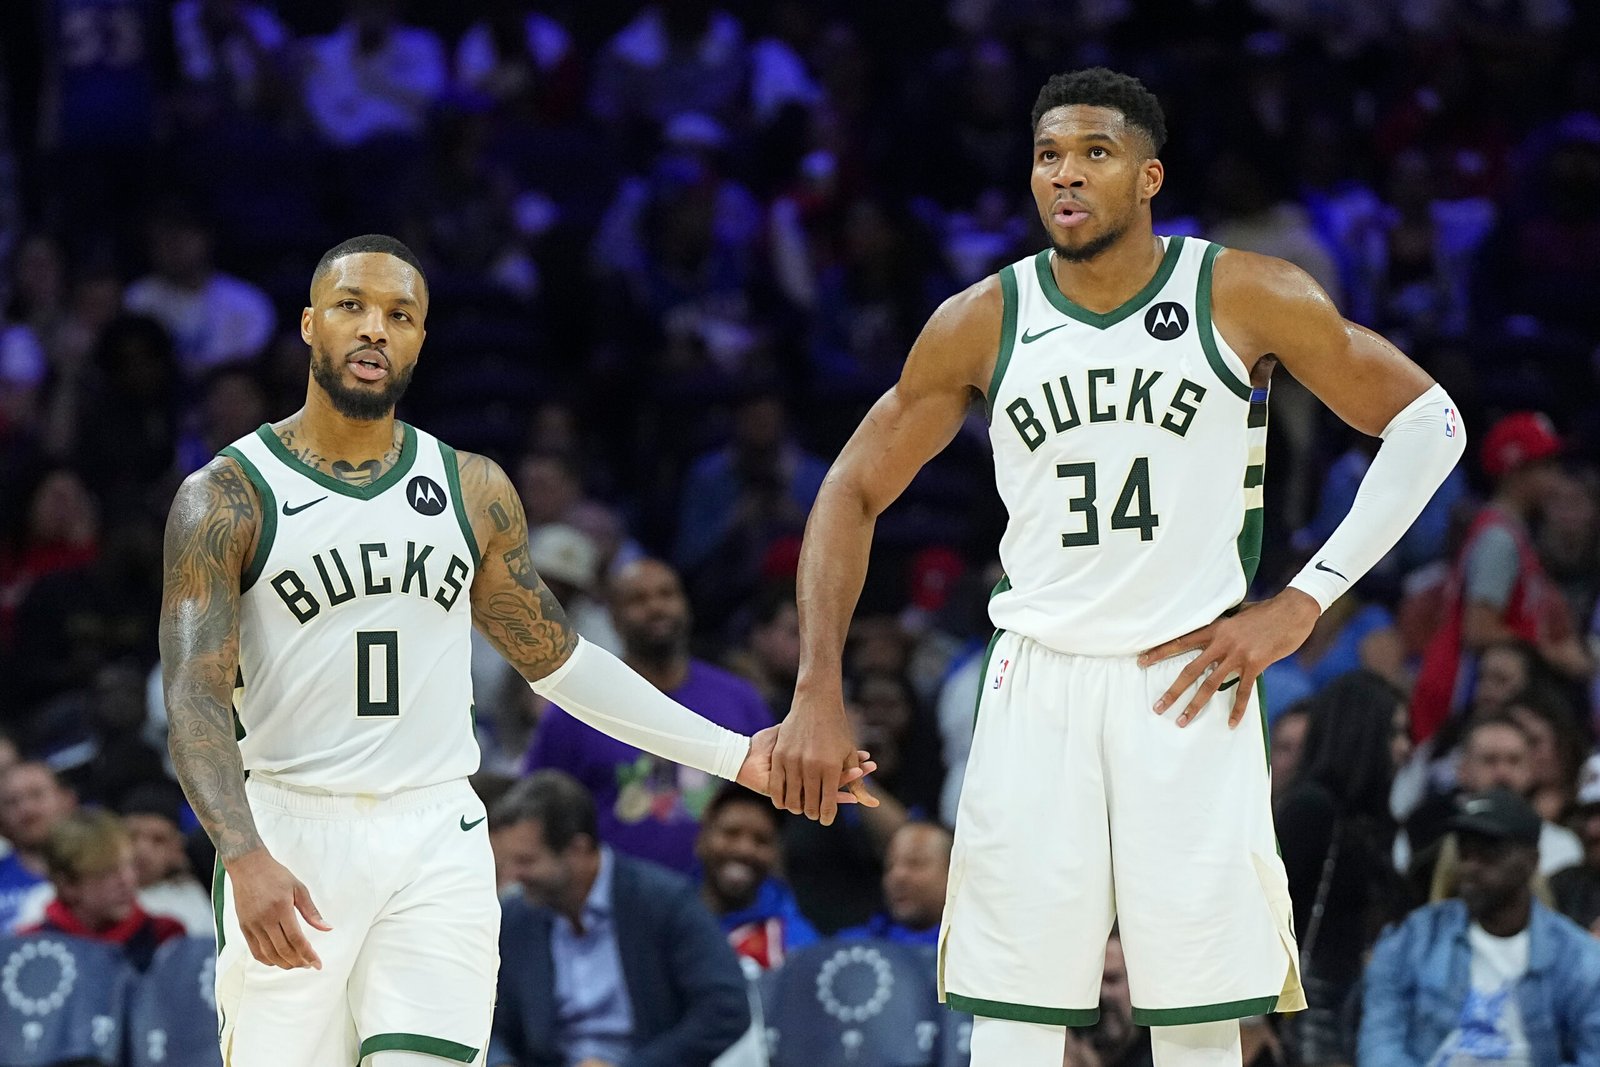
[490,770,597,851]
[311,234,427,294]
[701,780,780,830]
[1030,67,1167,155]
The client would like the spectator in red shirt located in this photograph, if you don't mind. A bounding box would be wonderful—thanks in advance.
[23,809,184,971]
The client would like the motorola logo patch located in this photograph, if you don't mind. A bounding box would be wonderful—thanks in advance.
[407,475,447,516]
[1145,302,1189,340]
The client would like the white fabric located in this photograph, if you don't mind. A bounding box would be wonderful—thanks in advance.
[1150,1020,1244,1067]
[216,777,498,1067]
[1430,925,1532,1066]
[138,879,216,938]
[940,633,1302,1017]
[123,271,275,374]
[1539,821,1583,876]
[969,1017,1066,1066]
[529,637,750,780]
[1289,383,1465,612]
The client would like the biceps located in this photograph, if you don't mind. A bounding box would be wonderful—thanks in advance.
[1288,323,1435,437]
[833,383,972,517]
[469,540,577,680]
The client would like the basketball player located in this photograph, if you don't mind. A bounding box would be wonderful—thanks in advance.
[769,69,1465,1066]
[157,234,872,1067]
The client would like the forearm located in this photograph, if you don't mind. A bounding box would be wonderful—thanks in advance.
[794,479,878,693]
[165,670,262,862]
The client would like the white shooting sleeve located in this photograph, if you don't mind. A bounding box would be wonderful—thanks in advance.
[528,637,751,779]
[1287,383,1466,612]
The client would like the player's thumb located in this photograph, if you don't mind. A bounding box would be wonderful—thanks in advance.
[294,881,333,931]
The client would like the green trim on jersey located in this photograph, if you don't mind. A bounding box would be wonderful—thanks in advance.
[1236,508,1264,585]
[972,628,1004,730]
[1131,994,1279,1026]
[219,445,277,593]
[356,1032,479,1063]
[254,421,420,500]
[1195,243,1253,401]
[211,859,226,952]
[437,441,480,566]
[1031,236,1184,330]
[986,264,1020,420]
[947,993,1099,1027]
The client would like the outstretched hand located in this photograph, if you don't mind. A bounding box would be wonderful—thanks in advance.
[740,725,878,817]
[1139,589,1320,728]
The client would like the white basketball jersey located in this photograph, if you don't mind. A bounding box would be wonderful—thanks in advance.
[986,236,1269,655]
[220,422,481,794]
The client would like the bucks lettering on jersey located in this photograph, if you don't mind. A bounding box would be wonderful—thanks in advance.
[219,423,481,794]
[986,236,1269,656]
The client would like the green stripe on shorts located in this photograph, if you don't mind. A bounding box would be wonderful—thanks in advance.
[357,1032,478,1064]
[947,993,1099,1027]
[1132,994,1279,1026]
[211,858,225,952]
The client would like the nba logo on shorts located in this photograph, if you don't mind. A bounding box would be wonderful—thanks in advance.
[1443,407,1457,438]
[992,659,1010,690]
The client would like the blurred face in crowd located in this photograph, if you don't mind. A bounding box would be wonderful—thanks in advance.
[301,253,425,421]
[1472,647,1530,715]
[1269,708,1310,798]
[846,673,914,780]
[750,603,801,685]
[1455,832,1536,922]
[610,560,690,661]
[124,814,187,888]
[1030,105,1161,264]
[883,823,951,932]
[60,844,140,930]
[151,221,212,287]
[29,469,98,545]
[1458,722,1533,796]
[204,371,268,444]
[1505,704,1561,791]
[516,455,580,528]
[696,798,781,912]
[502,818,588,914]
[1,765,76,852]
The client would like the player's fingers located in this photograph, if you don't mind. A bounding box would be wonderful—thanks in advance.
[280,918,322,970]
[767,757,789,810]
[257,918,298,970]
[1152,652,1217,715]
[848,777,879,808]
[294,880,333,932]
[1227,673,1255,729]
[781,758,807,815]
[1176,662,1234,727]
[240,926,272,969]
[1138,625,1211,667]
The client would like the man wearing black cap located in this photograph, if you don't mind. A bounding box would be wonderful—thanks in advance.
[1359,788,1600,1065]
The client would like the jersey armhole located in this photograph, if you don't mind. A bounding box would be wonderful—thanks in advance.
[438,442,482,567]
[985,263,1020,421]
[1196,244,1254,402]
[218,446,277,594]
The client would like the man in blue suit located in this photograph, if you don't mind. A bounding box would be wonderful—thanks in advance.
[490,770,750,1067]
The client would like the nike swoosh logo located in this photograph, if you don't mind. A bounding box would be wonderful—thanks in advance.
[460,815,486,832]
[1020,324,1067,344]
[1314,560,1348,581]
[282,497,327,516]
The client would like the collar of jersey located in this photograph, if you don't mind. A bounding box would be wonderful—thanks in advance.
[254,421,419,500]
[1032,235,1185,330]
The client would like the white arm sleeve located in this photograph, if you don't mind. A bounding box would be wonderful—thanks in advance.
[1287,383,1466,612]
[528,638,751,780]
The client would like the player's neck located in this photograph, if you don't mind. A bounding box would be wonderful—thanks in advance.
[294,389,399,463]
[1049,231,1165,314]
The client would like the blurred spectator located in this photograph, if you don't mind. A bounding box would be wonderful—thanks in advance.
[123,211,275,376]
[528,524,623,655]
[0,465,99,648]
[1275,671,1413,1066]
[722,586,801,718]
[1406,715,1584,881]
[1539,466,1600,631]
[63,314,179,505]
[1268,582,1408,701]
[588,3,748,131]
[1549,753,1600,934]
[1269,700,1313,804]
[1360,788,1600,1066]
[0,762,76,930]
[1413,412,1593,742]
[694,781,817,971]
[299,0,447,149]
[1469,639,1544,718]
[173,363,267,473]
[489,770,750,1067]
[838,820,952,946]
[523,558,772,874]
[1504,685,1587,823]
[44,658,167,808]
[1087,932,1154,1067]
[516,449,641,578]
[22,809,184,971]
[454,1,580,120]
[119,781,211,938]
[170,0,292,122]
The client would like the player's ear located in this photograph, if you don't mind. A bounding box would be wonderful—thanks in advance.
[300,306,314,345]
[1142,157,1164,203]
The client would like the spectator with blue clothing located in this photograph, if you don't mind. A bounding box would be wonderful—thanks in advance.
[838,820,952,947]
[0,762,76,931]
[1359,788,1600,1066]
[694,781,817,971]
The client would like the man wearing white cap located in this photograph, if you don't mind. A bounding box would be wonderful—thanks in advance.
[1550,754,1600,935]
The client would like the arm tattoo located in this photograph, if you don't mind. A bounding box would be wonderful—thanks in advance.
[458,452,579,680]
[158,459,265,862]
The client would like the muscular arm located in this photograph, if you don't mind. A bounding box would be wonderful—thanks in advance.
[158,458,264,861]
[457,451,579,682]
[795,278,1001,692]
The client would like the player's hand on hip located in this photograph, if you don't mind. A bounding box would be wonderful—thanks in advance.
[225,848,333,971]
[1139,589,1320,729]
[741,725,876,819]
[768,693,879,825]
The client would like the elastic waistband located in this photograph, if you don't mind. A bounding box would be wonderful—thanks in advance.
[245,775,473,819]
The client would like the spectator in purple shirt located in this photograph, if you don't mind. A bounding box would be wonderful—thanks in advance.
[523,559,773,873]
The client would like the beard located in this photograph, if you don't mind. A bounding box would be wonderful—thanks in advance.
[1051,216,1129,263]
[310,345,415,420]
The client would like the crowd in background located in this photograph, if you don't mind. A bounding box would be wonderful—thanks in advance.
[2,0,1600,1064]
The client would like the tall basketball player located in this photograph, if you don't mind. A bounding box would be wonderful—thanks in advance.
[769,69,1465,1066]
[158,235,872,1067]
